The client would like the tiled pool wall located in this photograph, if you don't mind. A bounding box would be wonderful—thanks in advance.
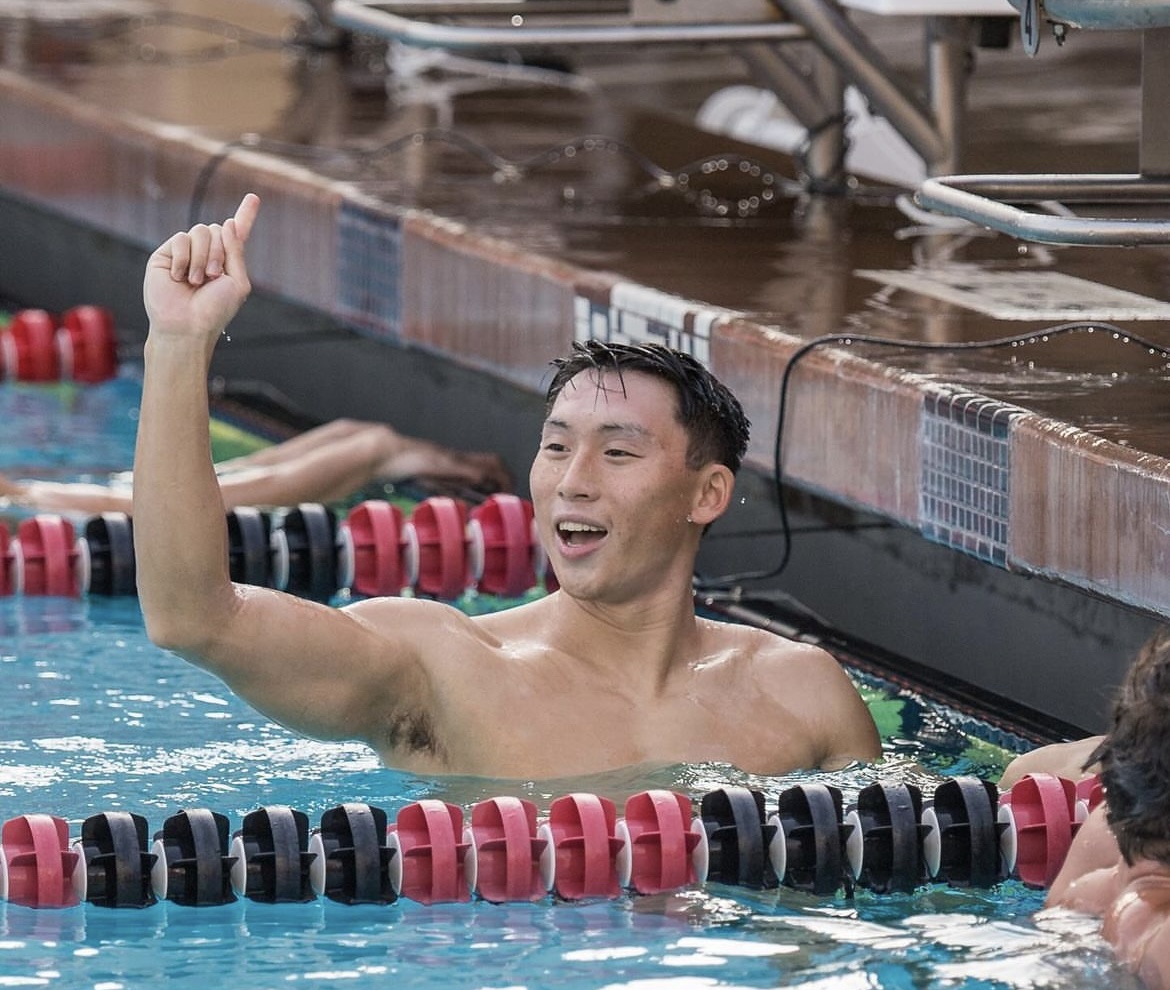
[2,65,1168,628]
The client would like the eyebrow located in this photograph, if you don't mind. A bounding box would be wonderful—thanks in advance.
[542,418,655,441]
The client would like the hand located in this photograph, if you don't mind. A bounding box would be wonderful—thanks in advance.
[143,194,260,345]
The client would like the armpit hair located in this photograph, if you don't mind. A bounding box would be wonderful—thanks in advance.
[383,707,445,761]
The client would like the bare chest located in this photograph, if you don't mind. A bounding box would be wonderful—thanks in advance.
[439,661,818,777]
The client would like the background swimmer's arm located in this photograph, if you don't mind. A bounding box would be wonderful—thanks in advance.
[999,736,1104,791]
[1046,805,1122,910]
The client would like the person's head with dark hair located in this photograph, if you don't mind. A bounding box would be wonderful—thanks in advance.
[1091,627,1170,867]
[545,339,750,477]
[532,338,751,599]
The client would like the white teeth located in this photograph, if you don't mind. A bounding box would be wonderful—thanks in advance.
[559,521,604,533]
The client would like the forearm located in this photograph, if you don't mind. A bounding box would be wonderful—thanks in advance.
[134,335,234,649]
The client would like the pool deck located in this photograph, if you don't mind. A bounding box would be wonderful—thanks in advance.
[1,0,1168,734]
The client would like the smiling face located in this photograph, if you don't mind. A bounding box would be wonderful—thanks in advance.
[529,368,730,606]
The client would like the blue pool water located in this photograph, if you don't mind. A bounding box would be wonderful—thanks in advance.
[0,372,1138,989]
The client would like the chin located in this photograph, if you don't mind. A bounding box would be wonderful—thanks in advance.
[550,569,605,602]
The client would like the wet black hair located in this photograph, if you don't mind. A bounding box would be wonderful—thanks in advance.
[544,338,750,475]
[1090,627,1170,866]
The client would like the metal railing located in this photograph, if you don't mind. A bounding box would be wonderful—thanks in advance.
[914,5,1170,245]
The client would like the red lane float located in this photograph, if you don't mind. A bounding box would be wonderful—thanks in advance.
[387,800,471,905]
[58,306,118,384]
[616,790,705,895]
[341,500,408,597]
[467,494,536,598]
[465,797,549,903]
[1,307,117,384]
[1076,775,1104,817]
[1000,773,1079,889]
[405,497,469,600]
[3,309,58,382]
[0,814,80,908]
[11,515,82,597]
[538,793,624,901]
[371,494,548,601]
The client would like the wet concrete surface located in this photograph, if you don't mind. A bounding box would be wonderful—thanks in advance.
[7,1,1164,450]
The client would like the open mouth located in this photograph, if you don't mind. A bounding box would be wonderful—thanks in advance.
[557,521,607,548]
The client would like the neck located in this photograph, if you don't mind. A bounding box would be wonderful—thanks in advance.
[1121,856,1170,884]
[547,587,701,691]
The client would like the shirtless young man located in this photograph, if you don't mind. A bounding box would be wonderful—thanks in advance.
[132,193,881,779]
[1045,630,1170,989]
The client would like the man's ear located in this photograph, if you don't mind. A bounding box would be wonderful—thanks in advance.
[690,464,735,527]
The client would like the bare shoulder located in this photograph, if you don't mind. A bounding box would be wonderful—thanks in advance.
[698,616,849,675]
[697,617,880,767]
[345,593,490,636]
[696,618,872,717]
[1106,869,1170,988]
[340,594,505,669]
[1047,806,1123,910]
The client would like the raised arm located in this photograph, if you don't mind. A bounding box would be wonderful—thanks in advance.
[135,194,260,648]
[131,196,437,763]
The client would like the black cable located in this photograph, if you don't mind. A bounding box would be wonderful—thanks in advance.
[694,321,1170,592]
[189,139,250,227]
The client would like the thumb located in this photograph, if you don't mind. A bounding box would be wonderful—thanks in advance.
[222,194,259,280]
[233,193,260,244]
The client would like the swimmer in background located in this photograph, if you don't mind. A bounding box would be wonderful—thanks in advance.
[999,734,1104,791]
[131,192,881,779]
[1037,629,1170,989]
[0,412,512,514]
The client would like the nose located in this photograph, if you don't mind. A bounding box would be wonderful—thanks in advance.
[555,449,596,501]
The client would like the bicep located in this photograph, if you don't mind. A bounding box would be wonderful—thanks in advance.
[192,585,429,744]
